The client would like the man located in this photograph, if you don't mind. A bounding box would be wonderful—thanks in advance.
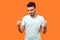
[16,2,47,40]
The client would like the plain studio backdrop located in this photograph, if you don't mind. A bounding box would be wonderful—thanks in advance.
[0,0,60,40]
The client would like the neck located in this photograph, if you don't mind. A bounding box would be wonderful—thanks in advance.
[31,13,37,18]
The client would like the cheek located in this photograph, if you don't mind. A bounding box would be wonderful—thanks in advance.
[28,11,33,13]
[31,11,35,13]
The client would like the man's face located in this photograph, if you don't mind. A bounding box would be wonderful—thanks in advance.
[27,6,36,16]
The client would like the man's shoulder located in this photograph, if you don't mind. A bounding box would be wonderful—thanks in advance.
[37,15,44,18]
[37,15,45,21]
[23,15,29,17]
[23,15,29,19]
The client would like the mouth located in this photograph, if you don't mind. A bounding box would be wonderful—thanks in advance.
[29,13,33,15]
[29,12,33,14]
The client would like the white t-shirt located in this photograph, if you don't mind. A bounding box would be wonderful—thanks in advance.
[21,15,45,38]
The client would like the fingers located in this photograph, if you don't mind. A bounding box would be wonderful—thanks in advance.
[42,20,47,27]
[16,20,21,25]
[44,20,47,26]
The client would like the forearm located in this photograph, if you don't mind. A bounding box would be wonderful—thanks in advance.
[42,20,47,34]
[43,26,47,34]
[18,25,23,33]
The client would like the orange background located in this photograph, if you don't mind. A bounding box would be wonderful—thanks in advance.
[0,0,60,40]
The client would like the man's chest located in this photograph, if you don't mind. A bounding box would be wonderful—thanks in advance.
[25,18,42,27]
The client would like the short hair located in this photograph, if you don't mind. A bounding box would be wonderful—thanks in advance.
[27,2,36,8]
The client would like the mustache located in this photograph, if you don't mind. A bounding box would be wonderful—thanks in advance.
[29,13,33,14]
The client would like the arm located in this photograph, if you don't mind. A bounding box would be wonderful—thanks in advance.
[17,21,25,33]
[42,20,47,34]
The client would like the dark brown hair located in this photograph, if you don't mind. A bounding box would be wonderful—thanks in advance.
[27,2,36,8]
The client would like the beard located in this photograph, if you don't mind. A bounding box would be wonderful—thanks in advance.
[29,12,35,17]
[29,13,35,17]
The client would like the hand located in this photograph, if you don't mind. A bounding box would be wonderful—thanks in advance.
[42,20,47,27]
[16,20,21,26]
[42,20,47,34]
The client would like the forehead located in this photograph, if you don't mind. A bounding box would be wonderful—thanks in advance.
[27,6,34,10]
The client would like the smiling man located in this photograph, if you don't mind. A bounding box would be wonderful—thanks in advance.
[17,2,47,40]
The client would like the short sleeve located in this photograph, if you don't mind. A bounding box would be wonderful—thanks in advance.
[41,16,45,26]
[21,17,26,26]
